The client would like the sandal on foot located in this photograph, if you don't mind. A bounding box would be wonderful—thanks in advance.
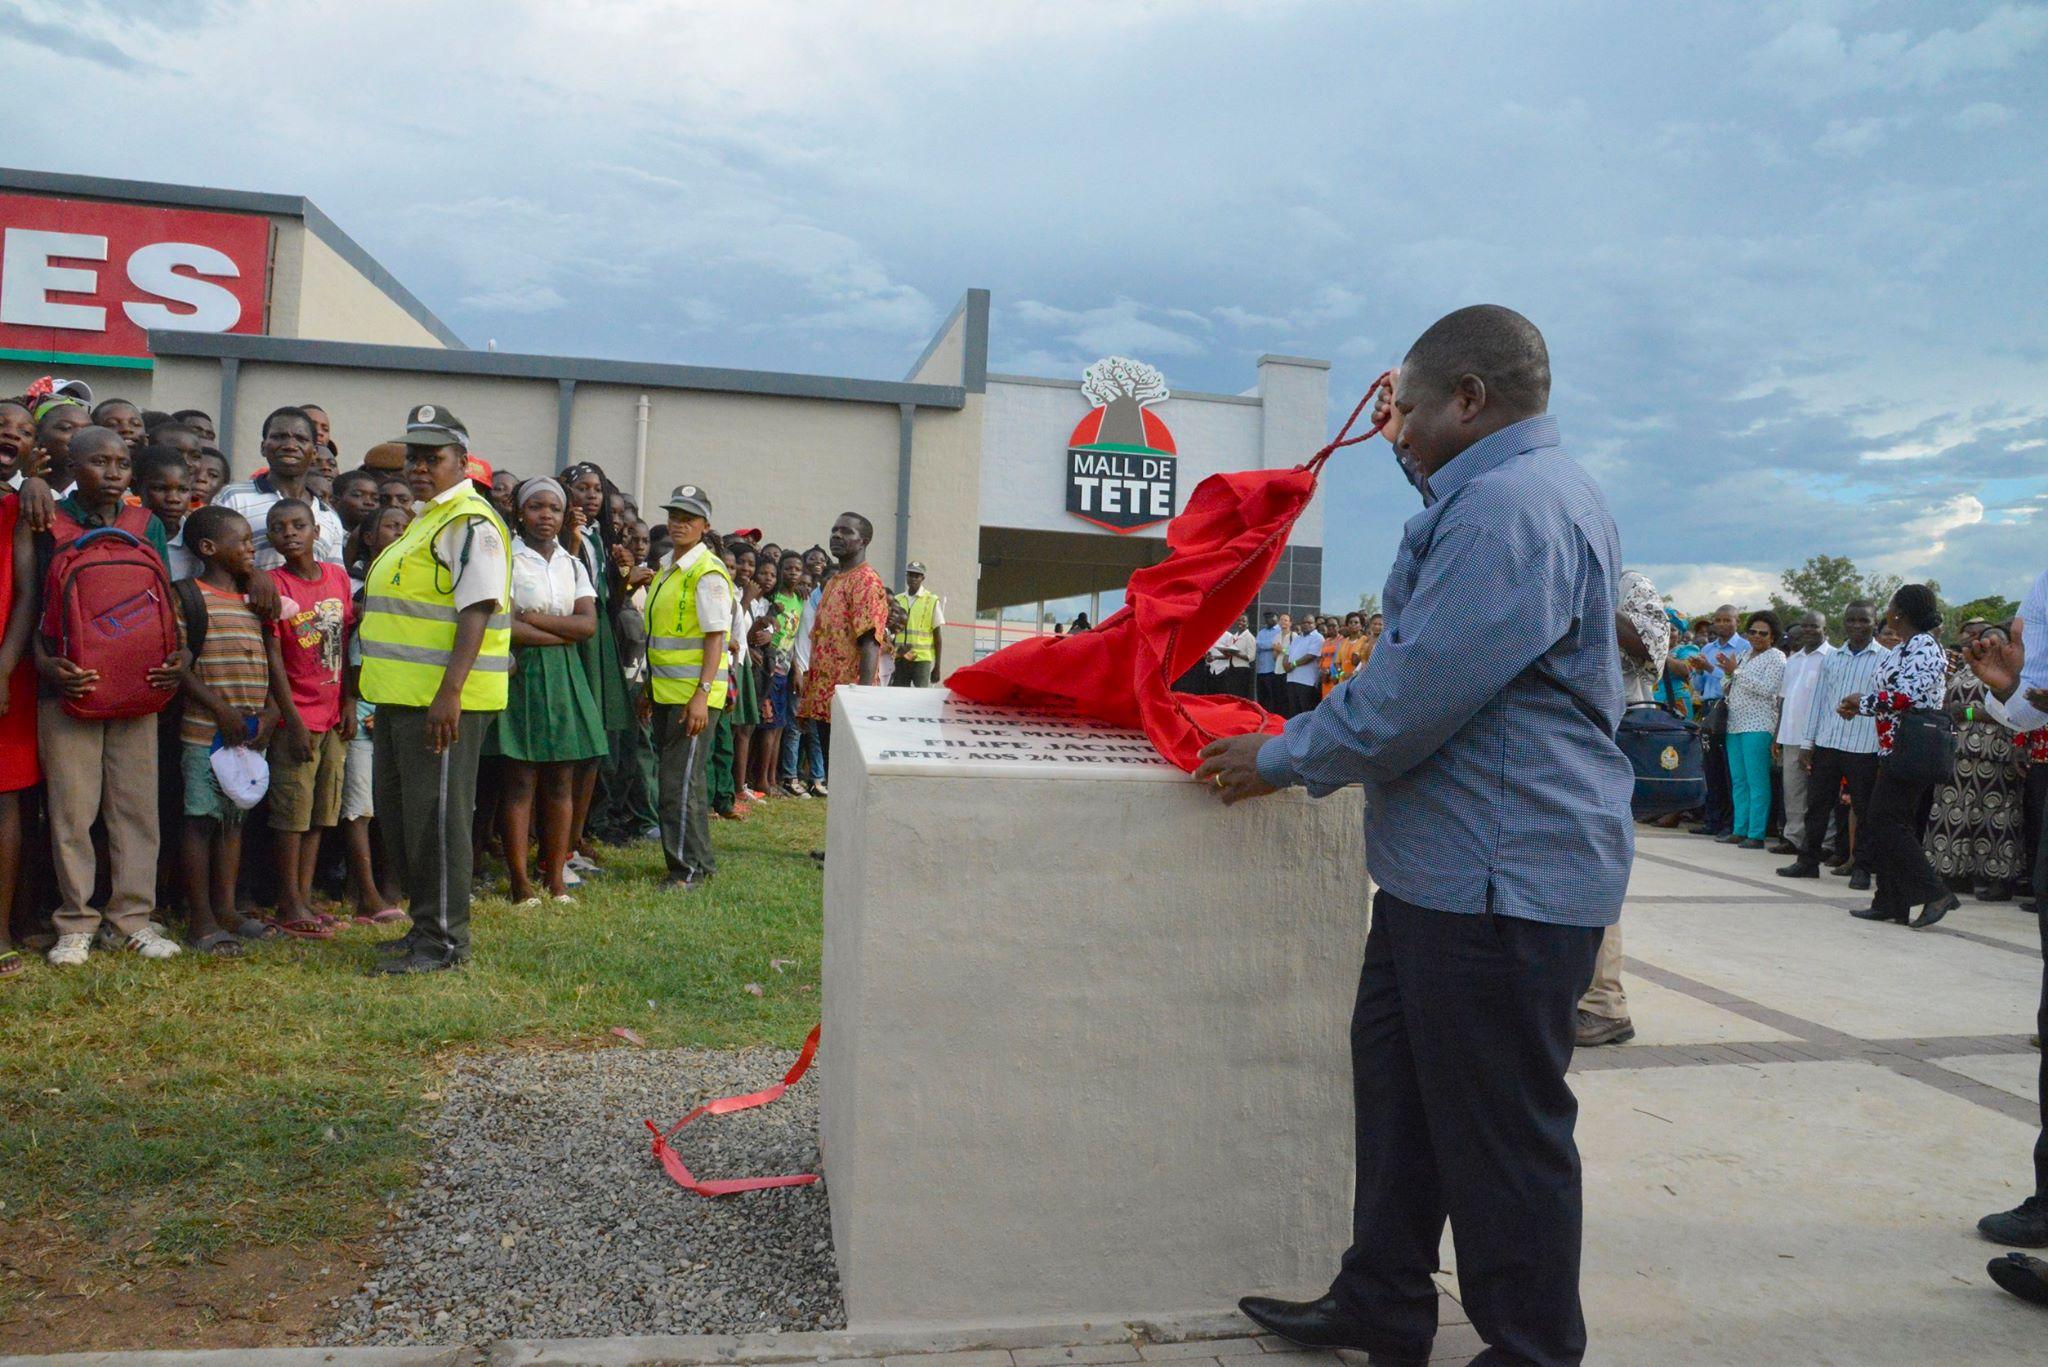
[191,931,245,958]
[233,917,283,942]
[0,948,24,979]
[352,907,406,926]
[271,917,335,940]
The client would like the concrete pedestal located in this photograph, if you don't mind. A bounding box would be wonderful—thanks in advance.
[822,686,1367,1332]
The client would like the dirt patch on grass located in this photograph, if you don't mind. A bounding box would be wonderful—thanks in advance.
[0,1218,369,1354]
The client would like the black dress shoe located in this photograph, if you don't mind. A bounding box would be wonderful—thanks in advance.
[1980,1195,2048,1247]
[1851,903,1908,923]
[1777,861,1821,879]
[1978,881,2013,903]
[1848,869,1872,891]
[1768,841,1802,856]
[1988,1253,2048,1306]
[1237,1294,1428,1363]
[1910,892,1959,928]
[376,930,421,958]
[374,945,467,975]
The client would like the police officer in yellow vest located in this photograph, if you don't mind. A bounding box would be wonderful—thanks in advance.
[891,560,943,687]
[638,484,732,890]
[359,405,512,973]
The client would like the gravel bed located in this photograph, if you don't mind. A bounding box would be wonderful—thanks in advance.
[330,1045,842,1345]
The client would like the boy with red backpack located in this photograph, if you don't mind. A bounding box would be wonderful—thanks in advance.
[32,426,188,966]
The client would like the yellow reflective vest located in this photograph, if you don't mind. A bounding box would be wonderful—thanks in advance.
[645,547,733,707]
[357,486,512,710]
[895,588,938,663]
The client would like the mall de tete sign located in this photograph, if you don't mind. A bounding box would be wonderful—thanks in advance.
[1066,356,1177,533]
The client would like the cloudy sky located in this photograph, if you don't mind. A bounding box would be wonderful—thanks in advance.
[7,0,2044,612]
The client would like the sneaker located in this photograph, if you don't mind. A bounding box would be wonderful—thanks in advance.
[47,933,92,967]
[566,853,603,875]
[808,781,828,798]
[122,923,183,960]
[1574,1010,1635,1047]
[788,786,812,800]
[1979,1196,2048,1248]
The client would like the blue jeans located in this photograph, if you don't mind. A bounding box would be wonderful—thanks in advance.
[1725,730,1775,840]
[782,718,826,786]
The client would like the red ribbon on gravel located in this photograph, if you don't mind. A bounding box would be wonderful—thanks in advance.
[644,1025,822,1197]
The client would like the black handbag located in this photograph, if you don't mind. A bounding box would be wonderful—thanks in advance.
[1885,709,1957,787]
[1618,700,1707,818]
[1700,697,1728,739]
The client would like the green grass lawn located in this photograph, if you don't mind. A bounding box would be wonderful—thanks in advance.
[0,798,826,1271]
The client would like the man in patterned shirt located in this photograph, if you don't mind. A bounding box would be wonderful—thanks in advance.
[1198,305,1631,1367]
[797,512,889,764]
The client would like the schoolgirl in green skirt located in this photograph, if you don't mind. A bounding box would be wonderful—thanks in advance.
[562,463,633,867]
[500,478,606,904]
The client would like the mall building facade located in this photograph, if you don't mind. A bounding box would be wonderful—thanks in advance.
[1,168,1331,664]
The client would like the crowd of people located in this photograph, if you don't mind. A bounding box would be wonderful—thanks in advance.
[1573,572,2048,1054]
[1179,609,1384,712]
[0,376,945,977]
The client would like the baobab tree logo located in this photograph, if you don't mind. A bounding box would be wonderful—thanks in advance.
[1066,356,1178,533]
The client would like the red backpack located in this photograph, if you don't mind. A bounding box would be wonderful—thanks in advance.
[42,504,180,721]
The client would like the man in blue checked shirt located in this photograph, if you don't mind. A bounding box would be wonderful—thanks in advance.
[1198,306,1631,1367]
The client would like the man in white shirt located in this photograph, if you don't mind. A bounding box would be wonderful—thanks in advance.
[1283,618,1324,717]
[214,404,346,569]
[1208,615,1257,699]
[1771,610,1833,858]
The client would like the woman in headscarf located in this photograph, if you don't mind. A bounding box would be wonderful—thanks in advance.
[1924,624,2027,901]
[559,462,635,875]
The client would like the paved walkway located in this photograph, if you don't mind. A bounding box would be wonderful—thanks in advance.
[6,829,2043,1367]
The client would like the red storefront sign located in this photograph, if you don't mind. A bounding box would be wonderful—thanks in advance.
[0,193,271,362]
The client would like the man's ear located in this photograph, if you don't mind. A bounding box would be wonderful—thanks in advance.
[1453,373,1489,422]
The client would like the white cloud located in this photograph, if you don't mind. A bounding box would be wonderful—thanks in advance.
[1871,493,1985,573]
[1813,116,1890,157]
[1638,564,1784,612]
[1949,100,2017,131]
[1012,298,1209,357]
[459,284,567,314]
[1751,5,2048,103]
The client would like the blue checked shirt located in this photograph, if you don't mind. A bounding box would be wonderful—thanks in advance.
[1804,640,1890,754]
[1256,415,1635,927]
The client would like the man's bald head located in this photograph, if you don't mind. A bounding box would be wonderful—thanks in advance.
[1402,304,1550,417]
[1391,305,1552,479]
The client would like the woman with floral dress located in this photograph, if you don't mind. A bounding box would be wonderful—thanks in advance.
[1841,585,1958,928]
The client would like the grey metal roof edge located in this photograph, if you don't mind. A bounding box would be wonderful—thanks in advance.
[1256,353,1333,370]
[297,201,466,349]
[2,166,465,351]
[985,372,1262,406]
[0,165,308,217]
[904,288,990,393]
[147,331,968,409]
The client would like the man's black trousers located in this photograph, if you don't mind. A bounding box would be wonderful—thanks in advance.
[1330,890,1601,1366]
[1802,747,1879,867]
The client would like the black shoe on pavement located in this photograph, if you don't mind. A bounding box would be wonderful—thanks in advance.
[1739,838,1767,850]
[1910,892,1959,929]
[1829,862,1854,876]
[1979,881,2013,903]
[1777,861,1821,879]
[1687,822,1717,836]
[1979,1196,2048,1247]
[1851,903,1908,923]
[374,945,466,975]
[1767,841,1802,856]
[1236,1294,1427,1364]
[1848,869,1872,891]
[1988,1253,2048,1306]
[1715,832,1745,844]
[1575,1010,1636,1047]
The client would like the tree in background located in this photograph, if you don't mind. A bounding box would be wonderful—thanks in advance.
[1769,555,1912,632]
[1946,593,2021,639]
[1356,591,1381,617]
[1079,356,1170,449]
